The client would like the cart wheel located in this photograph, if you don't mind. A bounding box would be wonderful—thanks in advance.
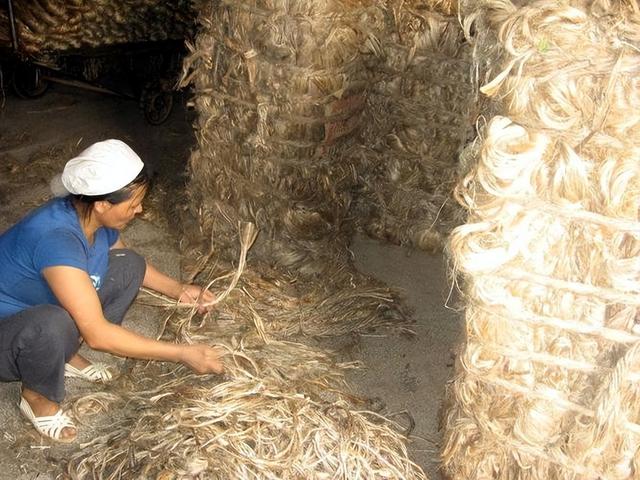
[12,63,49,99]
[140,81,174,125]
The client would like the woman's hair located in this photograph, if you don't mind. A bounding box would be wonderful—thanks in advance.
[72,164,151,220]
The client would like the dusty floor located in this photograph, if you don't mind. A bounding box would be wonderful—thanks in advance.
[0,82,462,479]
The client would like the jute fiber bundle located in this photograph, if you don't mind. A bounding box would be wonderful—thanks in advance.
[442,1,640,478]
[1,0,195,54]
[147,261,408,340]
[65,339,427,479]
[354,0,473,253]
[179,0,383,276]
[143,223,408,339]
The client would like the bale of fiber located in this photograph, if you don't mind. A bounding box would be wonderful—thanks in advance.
[442,1,640,478]
[353,0,474,253]
[180,0,383,276]
[0,0,195,54]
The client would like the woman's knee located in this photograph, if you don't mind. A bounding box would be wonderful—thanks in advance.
[128,250,146,283]
[27,305,79,344]
[110,248,146,286]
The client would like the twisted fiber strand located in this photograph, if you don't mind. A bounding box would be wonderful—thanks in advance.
[494,268,640,305]
[192,87,368,128]
[192,78,371,106]
[485,342,602,374]
[472,302,640,345]
[199,32,367,76]
[465,369,640,436]
[573,342,640,476]
[503,195,640,233]
[221,0,378,19]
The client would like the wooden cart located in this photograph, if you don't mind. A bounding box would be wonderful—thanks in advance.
[1,0,188,125]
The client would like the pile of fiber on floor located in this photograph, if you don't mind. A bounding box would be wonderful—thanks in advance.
[65,333,427,478]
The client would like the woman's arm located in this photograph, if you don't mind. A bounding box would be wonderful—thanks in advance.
[111,238,215,310]
[42,265,223,373]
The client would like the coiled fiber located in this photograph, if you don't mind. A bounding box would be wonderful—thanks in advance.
[442,0,640,478]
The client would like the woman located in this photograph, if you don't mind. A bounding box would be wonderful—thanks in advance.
[0,139,224,443]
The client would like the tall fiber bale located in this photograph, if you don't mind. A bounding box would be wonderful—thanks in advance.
[180,0,384,275]
[354,0,474,253]
[442,0,640,478]
[0,0,195,54]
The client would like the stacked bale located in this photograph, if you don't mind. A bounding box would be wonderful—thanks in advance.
[180,0,383,276]
[442,0,640,478]
[354,0,474,253]
[0,0,195,54]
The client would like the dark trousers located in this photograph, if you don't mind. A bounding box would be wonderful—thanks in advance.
[0,249,145,403]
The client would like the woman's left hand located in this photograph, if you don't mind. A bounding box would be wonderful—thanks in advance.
[178,284,216,314]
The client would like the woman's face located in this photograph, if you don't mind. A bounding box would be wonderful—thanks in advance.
[96,185,147,230]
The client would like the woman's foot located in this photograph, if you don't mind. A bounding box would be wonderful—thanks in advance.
[66,353,91,370]
[65,353,113,382]
[20,387,77,442]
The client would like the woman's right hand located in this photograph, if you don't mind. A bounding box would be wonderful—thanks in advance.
[180,344,225,374]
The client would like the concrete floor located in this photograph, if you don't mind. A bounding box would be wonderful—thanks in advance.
[0,81,463,479]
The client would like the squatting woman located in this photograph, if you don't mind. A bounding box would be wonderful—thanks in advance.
[0,139,224,442]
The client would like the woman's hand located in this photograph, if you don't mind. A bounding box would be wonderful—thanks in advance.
[143,264,215,313]
[178,284,216,314]
[180,344,225,374]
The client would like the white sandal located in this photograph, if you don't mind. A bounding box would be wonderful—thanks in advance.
[19,397,77,443]
[64,362,113,382]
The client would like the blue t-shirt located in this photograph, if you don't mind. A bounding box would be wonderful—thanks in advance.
[0,197,119,318]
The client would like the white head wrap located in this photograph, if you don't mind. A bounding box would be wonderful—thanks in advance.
[52,139,144,196]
